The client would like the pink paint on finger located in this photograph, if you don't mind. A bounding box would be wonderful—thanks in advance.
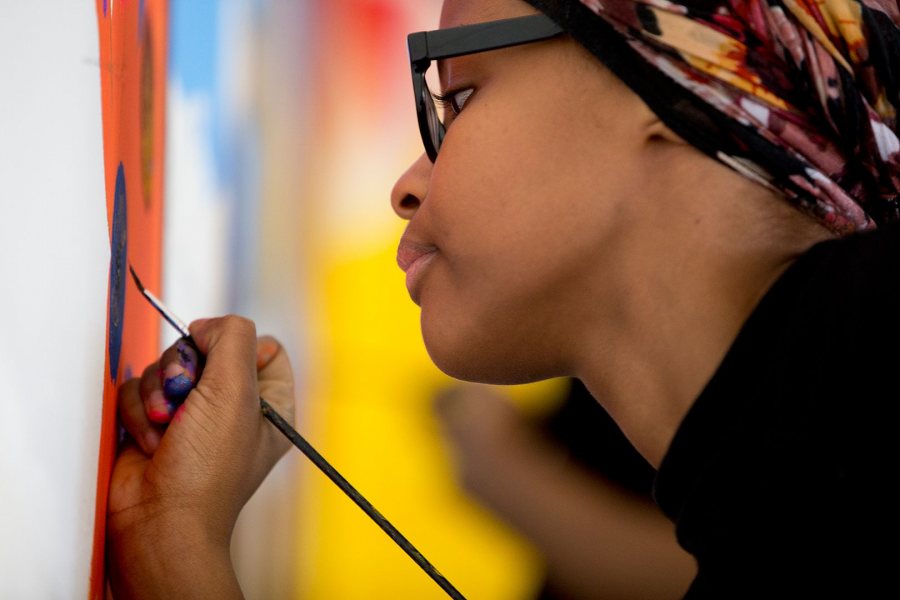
[147,389,174,424]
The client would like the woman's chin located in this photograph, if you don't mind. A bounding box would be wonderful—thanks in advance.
[421,326,549,386]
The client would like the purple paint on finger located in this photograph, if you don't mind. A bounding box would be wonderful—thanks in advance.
[175,339,199,377]
[163,373,193,401]
[162,340,199,403]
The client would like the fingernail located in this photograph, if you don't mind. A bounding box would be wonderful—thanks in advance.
[142,429,160,453]
[176,340,199,377]
[147,389,174,424]
[256,338,279,369]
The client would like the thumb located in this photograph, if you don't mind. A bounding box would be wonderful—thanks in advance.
[255,335,296,461]
[256,335,295,419]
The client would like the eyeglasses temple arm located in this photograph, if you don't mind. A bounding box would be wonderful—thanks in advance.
[408,13,563,64]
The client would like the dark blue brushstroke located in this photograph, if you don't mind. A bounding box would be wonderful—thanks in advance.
[138,0,146,36]
[108,164,128,383]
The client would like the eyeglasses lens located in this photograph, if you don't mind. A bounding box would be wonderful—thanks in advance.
[422,73,444,156]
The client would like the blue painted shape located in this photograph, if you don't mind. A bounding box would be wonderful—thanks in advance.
[108,164,128,383]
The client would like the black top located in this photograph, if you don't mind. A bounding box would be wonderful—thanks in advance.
[655,222,900,598]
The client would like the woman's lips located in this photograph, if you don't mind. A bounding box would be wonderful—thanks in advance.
[397,241,437,305]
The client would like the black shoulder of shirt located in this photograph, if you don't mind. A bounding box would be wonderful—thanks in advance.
[654,221,900,599]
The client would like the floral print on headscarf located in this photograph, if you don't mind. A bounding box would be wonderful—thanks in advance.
[574,0,900,234]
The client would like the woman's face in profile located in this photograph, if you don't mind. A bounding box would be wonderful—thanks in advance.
[391,0,652,385]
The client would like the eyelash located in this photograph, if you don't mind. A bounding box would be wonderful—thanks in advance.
[432,88,473,116]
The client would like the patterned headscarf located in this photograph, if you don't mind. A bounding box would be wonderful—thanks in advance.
[524,0,900,234]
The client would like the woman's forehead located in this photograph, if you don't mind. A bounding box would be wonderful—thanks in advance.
[439,0,540,29]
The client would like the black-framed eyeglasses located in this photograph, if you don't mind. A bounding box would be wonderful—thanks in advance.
[407,14,564,163]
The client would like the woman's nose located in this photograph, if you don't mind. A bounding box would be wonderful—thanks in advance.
[390,153,432,220]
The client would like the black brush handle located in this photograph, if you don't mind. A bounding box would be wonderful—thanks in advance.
[259,398,466,600]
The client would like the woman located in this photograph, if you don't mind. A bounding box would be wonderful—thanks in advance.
[109,0,900,597]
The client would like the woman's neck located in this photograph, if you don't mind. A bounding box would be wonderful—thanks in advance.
[574,168,832,467]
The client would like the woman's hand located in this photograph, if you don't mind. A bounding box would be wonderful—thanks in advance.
[107,316,295,599]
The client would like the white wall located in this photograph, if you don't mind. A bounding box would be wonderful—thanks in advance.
[0,4,108,598]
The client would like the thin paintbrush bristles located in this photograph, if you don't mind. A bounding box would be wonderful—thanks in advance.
[128,264,191,338]
[128,264,145,293]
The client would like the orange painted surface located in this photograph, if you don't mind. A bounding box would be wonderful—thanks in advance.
[91,1,167,597]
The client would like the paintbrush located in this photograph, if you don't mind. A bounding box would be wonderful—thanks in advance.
[128,265,465,600]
